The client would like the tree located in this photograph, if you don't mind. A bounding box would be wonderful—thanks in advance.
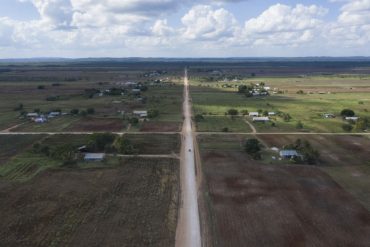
[194,114,204,122]
[80,110,87,117]
[238,85,247,94]
[227,109,238,116]
[296,90,305,94]
[114,137,137,154]
[245,138,262,160]
[37,85,45,90]
[88,133,116,152]
[241,110,249,116]
[222,127,229,132]
[284,139,320,165]
[70,109,79,115]
[341,109,355,117]
[129,117,139,125]
[87,108,95,114]
[148,109,159,119]
[14,103,23,111]
[263,110,269,117]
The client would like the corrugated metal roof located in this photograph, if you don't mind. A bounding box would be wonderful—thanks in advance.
[84,153,105,160]
[280,150,298,157]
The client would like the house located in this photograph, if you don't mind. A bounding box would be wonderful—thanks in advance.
[132,89,141,94]
[345,117,359,121]
[84,153,105,161]
[48,112,61,118]
[268,112,276,116]
[27,113,39,118]
[34,117,47,123]
[280,150,299,159]
[323,113,336,118]
[253,117,270,122]
[78,145,88,152]
[264,86,271,90]
[133,110,148,118]
[249,112,259,117]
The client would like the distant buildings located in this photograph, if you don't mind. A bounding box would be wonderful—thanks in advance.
[253,117,270,122]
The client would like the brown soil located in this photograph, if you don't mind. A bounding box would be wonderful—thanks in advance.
[140,121,181,132]
[201,150,370,247]
[0,158,179,247]
[67,118,125,132]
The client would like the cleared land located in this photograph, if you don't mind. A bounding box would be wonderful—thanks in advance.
[198,135,370,247]
[0,158,179,247]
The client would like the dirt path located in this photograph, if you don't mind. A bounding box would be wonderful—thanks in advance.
[175,68,201,247]
[0,122,27,133]
[244,118,257,134]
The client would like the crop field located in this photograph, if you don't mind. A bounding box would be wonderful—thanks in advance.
[198,135,370,247]
[0,157,179,247]
[195,116,252,133]
[124,134,181,155]
[190,73,370,133]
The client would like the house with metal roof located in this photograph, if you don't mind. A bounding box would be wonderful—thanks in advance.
[279,150,299,159]
[84,153,105,161]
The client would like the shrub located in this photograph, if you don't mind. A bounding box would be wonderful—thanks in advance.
[227,109,239,116]
[194,114,204,122]
[37,85,45,90]
[222,127,229,132]
[88,133,116,152]
[87,108,95,114]
[296,121,304,129]
[342,124,353,132]
[70,109,79,115]
[148,109,159,119]
[14,103,23,111]
[245,138,262,160]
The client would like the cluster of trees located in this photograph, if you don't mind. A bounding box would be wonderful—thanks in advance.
[88,133,137,154]
[70,108,95,116]
[244,138,262,160]
[148,109,159,119]
[284,139,320,165]
[33,143,76,166]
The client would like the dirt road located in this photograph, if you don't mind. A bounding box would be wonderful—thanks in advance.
[175,68,201,247]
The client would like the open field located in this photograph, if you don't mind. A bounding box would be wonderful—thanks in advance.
[0,157,179,247]
[190,72,370,133]
[195,116,252,133]
[198,134,370,247]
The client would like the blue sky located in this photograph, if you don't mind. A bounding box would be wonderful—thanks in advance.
[0,0,369,58]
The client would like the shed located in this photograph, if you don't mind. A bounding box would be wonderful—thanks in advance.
[280,150,299,159]
[253,117,269,122]
[249,112,259,117]
[268,112,276,116]
[84,153,105,161]
[345,117,359,121]
[27,113,39,118]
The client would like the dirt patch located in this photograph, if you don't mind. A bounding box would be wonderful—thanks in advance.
[0,158,179,247]
[67,118,125,132]
[201,150,370,247]
[140,121,181,132]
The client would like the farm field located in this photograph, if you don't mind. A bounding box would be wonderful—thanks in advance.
[0,157,179,247]
[198,134,370,246]
[190,73,370,133]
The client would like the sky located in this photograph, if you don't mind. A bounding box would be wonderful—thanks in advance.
[0,0,369,58]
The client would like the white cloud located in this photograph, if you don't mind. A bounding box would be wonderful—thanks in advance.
[181,5,238,40]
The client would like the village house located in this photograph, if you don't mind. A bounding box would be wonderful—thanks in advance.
[84,153,105,162]
[345,117,359,121]
[48,112,61,118]
[133,110,148,118]
[253,117,270,122]
[268,112,276,116]
[26,113,39,118]
[323,113,336,118]
[280,150,299,159]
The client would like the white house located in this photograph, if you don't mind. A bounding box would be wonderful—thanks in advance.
[249,112,259,117]
[34,117,47,123]
[48,112,61,118]
[280,150,299,159]
[133,110,148,118]
[27,113,39,118]
[268,112,276,116]
[253,117,270,122]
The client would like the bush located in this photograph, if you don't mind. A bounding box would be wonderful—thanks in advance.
[296,121,304,129]
[14,103,23,111]
[342,124,353,132]
[129,117,139,125]
[222,127,229,132]
[37,85,45,90]
[296,90,304,94]
[341,109,355,117]
[114,137,137,154]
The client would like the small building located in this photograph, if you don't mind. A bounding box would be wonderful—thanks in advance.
[323,113,336,118]
[84,153,105,161]
[34,117,47,123]
[268,112,276,116]
[345,117,359,121]
[264,86,271,90]
[132,89,141,94]
[48,112,61,118]
[133,110,148,118]
[27,113,39,118]
[249,112,259,117]
[280,150,299,159]
[253,117,270,122]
